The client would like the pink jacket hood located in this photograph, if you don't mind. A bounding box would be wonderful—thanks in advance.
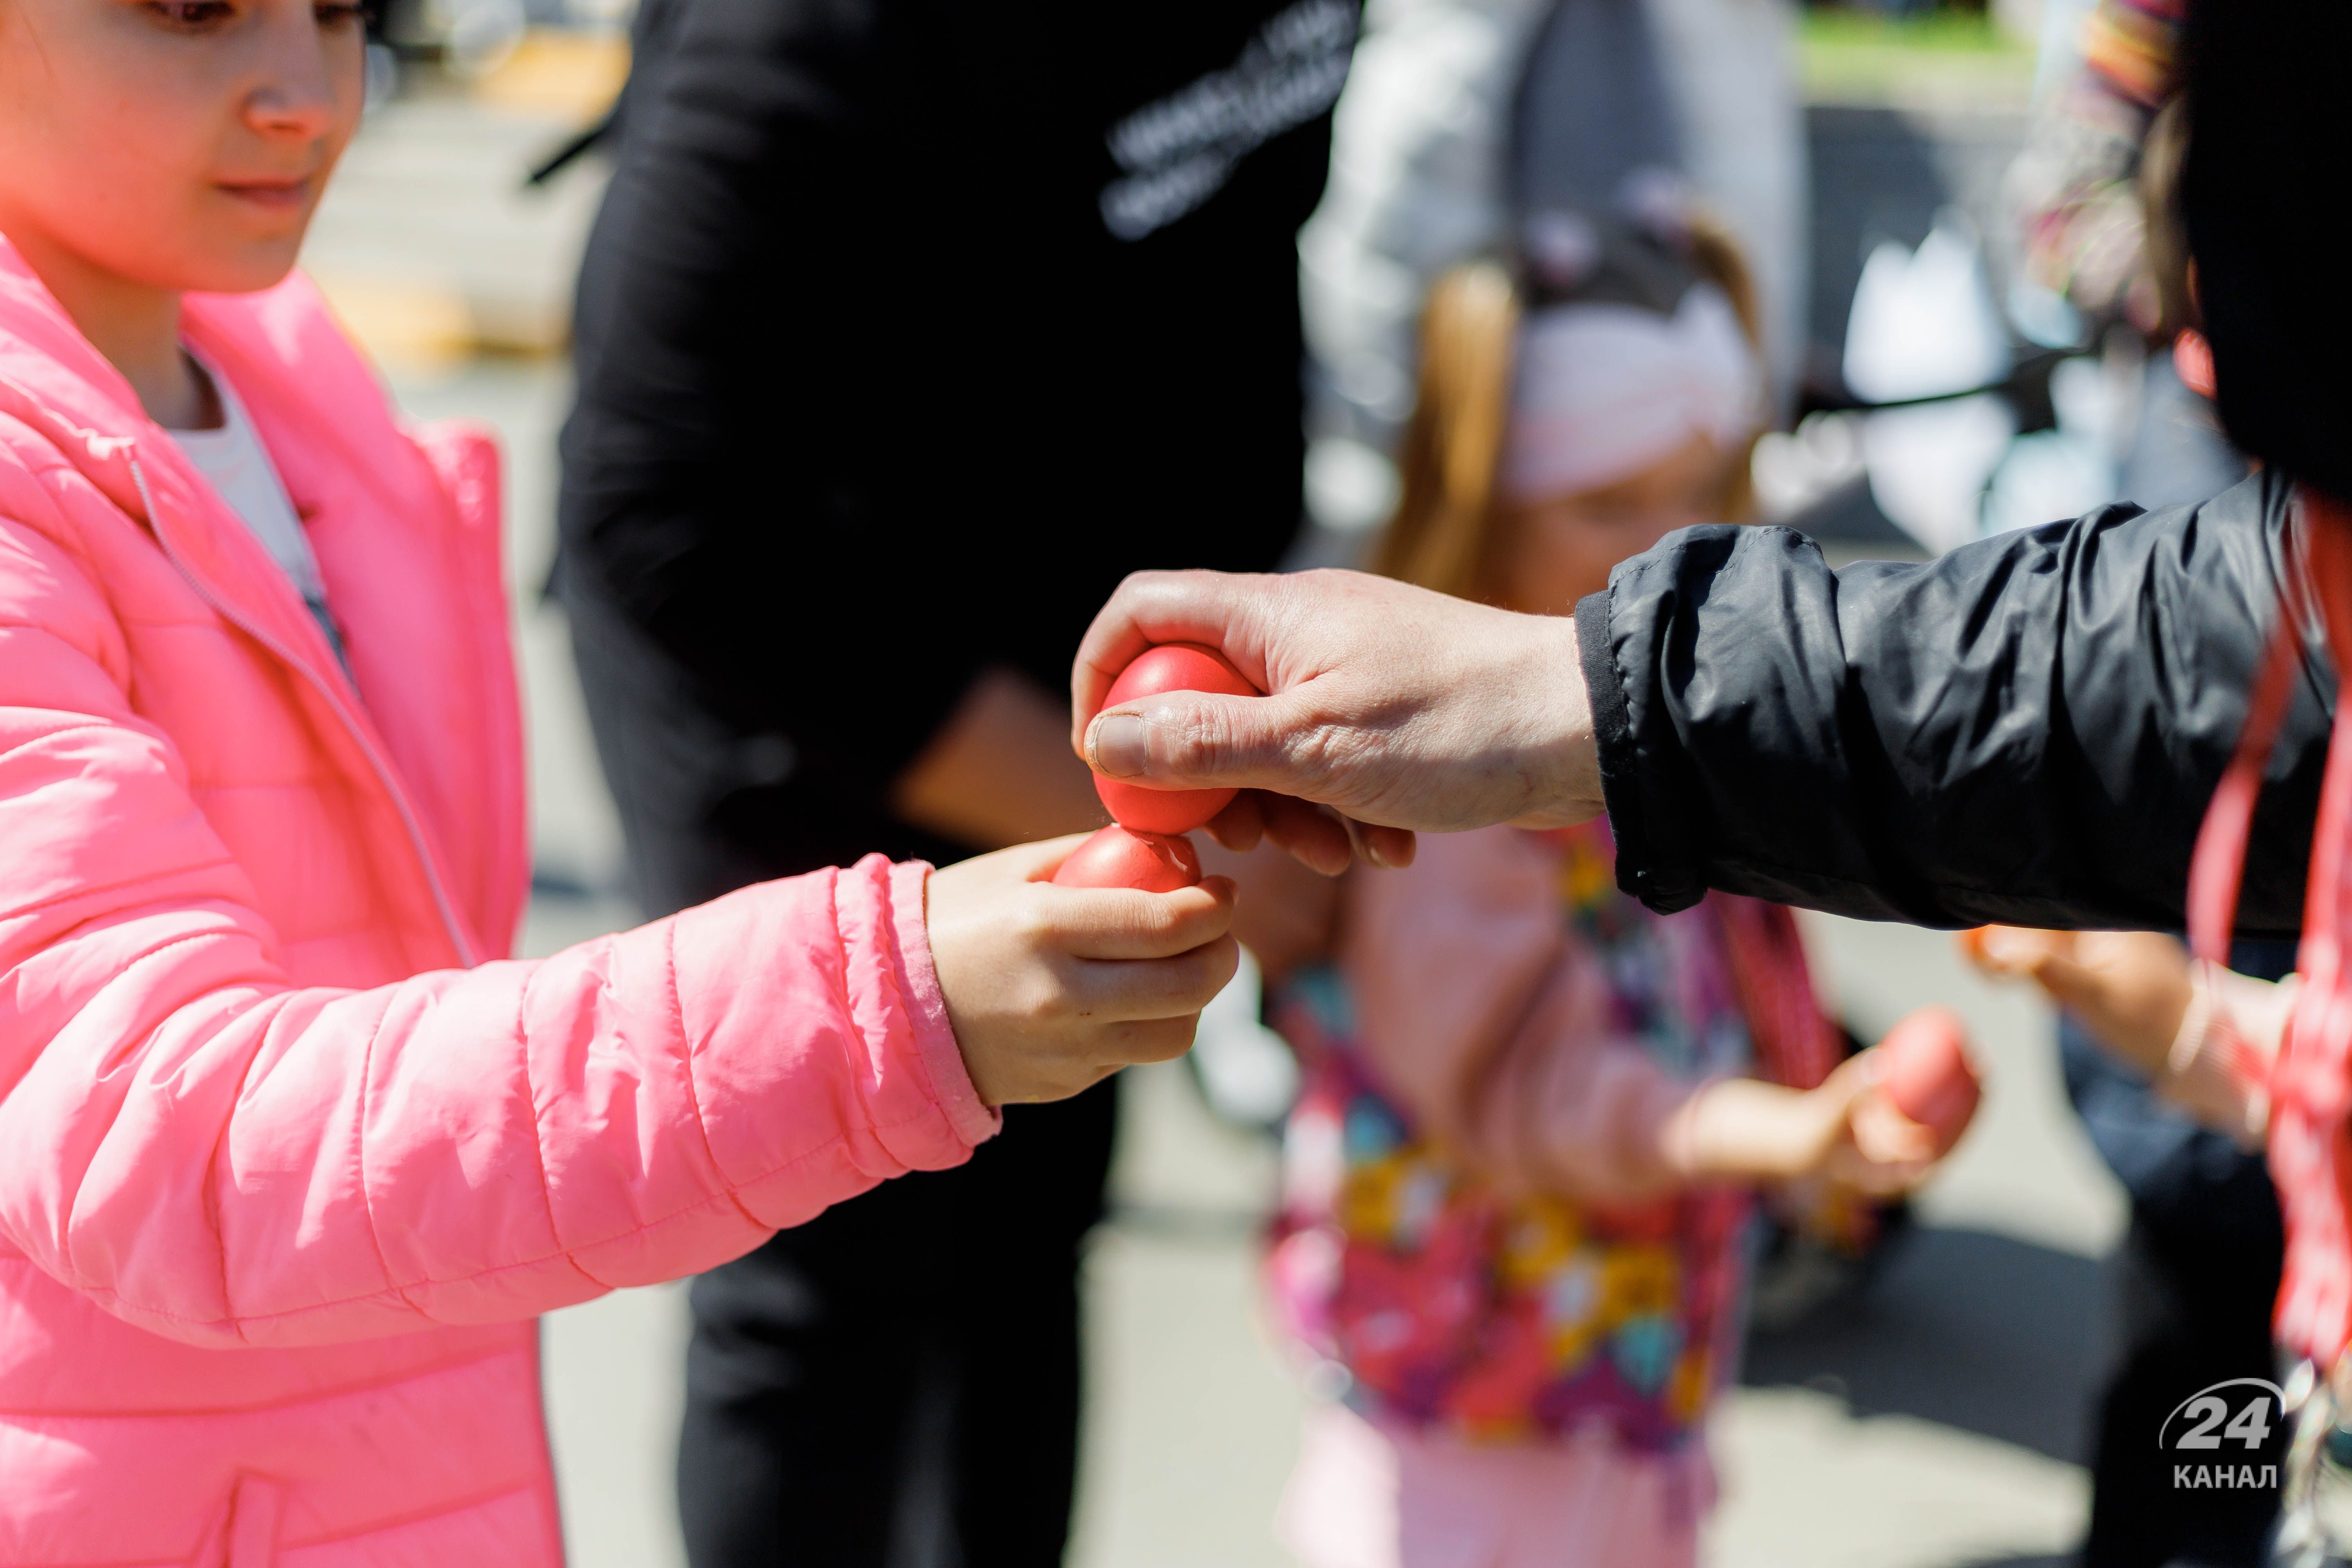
[0,244,995,1566]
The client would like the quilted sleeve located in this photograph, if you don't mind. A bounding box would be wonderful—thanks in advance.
[0,509,993,1348]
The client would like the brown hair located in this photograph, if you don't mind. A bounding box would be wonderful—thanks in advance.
[1372,210,1762,600]
[2140,96,2199,341]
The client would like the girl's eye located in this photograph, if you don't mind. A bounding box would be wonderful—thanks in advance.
[314,0,369,25]
[151,0,233,23]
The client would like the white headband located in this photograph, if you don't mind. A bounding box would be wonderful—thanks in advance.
[1498,282,1759,502]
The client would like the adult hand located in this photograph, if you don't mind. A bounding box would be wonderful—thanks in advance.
[1071,569,1604,874]
[1193,837,1343,986]
[1960,927,2192,1079]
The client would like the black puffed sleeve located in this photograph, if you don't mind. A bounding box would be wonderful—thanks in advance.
[1581,471,2330,936]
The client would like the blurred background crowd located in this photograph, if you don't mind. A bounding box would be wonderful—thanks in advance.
[311,0,2253,1562]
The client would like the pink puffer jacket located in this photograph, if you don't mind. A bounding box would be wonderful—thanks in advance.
[0,242,999,1566]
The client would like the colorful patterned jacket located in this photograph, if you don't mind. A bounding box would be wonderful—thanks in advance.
[1264,822,1836,1449]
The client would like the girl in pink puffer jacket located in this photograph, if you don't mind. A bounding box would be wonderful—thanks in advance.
[0,9,1237,1565]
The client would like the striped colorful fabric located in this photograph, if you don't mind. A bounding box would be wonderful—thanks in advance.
[2008,0,2186,323]
[2078,0,2187,107]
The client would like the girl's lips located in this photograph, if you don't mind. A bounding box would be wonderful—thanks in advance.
[217,179,312,210]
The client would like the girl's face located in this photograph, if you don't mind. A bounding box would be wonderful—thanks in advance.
[0,0,365,297]
[1493,432,1736,615]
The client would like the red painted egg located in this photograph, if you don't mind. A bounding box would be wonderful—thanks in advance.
[1877,1006,1982,1154]
[1093,643,1259,835]
[1051,825,1203,892]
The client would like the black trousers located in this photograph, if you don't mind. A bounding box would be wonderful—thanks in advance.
[566,579,1116,1568]
[675,1090,1116,1568]
[2081,1213,2288,1568]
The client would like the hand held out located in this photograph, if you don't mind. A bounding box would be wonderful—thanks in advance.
[1872,1005,1983,1158]
[1958,925,2192,1078]
[1071,569,1603,874]
[928,837,1237,1107]
[939,641,1279,1105]
[1826,1007,1982,1193]
[1678,1006,1981,1196]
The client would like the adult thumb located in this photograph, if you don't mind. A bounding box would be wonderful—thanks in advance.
[1083,690,1317,795]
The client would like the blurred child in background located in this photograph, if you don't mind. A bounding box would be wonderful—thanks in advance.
[1257,224,1951,1568]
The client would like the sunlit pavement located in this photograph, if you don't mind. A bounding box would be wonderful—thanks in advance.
[320,77,2117,1568]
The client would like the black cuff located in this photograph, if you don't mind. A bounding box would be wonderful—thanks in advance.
[1574,588,1702,914]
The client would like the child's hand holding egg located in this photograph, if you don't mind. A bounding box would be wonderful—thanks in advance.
[1832,1007,1984,1192]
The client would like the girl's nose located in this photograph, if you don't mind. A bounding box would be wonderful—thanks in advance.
[242,9,353,139]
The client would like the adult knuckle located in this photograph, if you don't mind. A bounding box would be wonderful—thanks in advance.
[1281,717,1364,785]
[1176,703,1242,775]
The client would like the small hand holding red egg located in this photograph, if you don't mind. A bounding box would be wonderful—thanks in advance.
[1868,1006,1984,1160]
[1786,1005,1982,1199]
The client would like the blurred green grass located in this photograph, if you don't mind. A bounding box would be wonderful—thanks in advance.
[1800,6,2036,106]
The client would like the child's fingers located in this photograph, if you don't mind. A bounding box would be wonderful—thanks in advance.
[1849,1090,1941,1165]
[993,1018,1206,1103]
[1776,1057,1879,1178]
[1042,877,1237,960]
[1097,1014,1214,1067]
[1072,935,1242,1023]
[1815,1051,1879,1109]
[1830,1149,1934,1198]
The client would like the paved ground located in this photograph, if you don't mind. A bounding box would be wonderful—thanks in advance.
[315,64,2129,1568]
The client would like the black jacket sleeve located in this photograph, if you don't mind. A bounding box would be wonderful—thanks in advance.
[1577,471,2333,936]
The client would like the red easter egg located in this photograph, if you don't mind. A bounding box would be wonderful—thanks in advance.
[1093,643,1260,835]
[1051,825,1203,892]
[1877,1006,1982,1155]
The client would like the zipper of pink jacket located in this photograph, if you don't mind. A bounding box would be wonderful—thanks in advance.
[127,452,482,969]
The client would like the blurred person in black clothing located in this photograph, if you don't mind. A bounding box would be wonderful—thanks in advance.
[2058,946,2289,1568]
[2003,74,2280,1568]
[556,0,1356,1562]
[1967,927,2293,1567]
